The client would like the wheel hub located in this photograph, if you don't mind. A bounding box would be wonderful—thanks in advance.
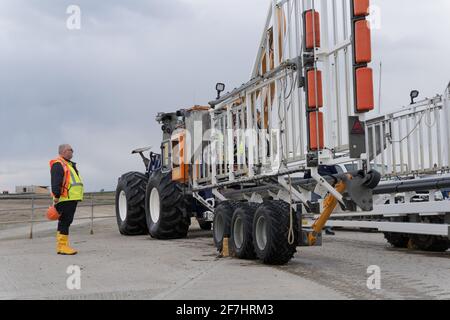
[118,190,127,222]
[233,216,244,249]
[255,215,267,251]
[150,188,161,223]
[214,214,224,242]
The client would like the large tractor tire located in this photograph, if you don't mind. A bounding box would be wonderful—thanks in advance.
[115,172,149,236]
[253,201,298,265]
[145,170,191,239]
[230,203,259,260]
[384,232,410,249]
[213,201,240,252]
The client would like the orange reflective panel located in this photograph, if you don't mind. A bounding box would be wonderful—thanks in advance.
[355,20,372,64]
[353,0,370,17]
[355,67,374,112]
[309,111,324,151]
[305,10,321,50]
[307,69,324,109]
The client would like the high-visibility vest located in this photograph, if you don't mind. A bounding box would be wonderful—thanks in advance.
[49,157,84,202]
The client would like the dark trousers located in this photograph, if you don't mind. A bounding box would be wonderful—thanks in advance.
[56,201,78,235]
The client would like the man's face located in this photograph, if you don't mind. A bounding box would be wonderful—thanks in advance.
[61,146,74,160]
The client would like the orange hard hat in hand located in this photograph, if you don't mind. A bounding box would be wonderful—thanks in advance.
[46,206,61,221]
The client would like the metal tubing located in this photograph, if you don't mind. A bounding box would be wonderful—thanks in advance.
[398,118,404,173]
[210,59,298,108]
[29,196,35,239]
[436,108,442,167]
[374,177,450,195]
[90,196,94,235]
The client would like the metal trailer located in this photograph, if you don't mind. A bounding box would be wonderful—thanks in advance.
[114,0,447,266]
[322,84,450,251]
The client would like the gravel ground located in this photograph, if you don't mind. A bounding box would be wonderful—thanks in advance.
[0,214,449,300]
[286,231,450,300]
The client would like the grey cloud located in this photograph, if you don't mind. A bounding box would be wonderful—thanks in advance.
[0,0,265,191]
[1,0,449,192]
[2,0,193,23]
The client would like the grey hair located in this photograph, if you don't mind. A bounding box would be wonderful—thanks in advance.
[58,144,71,155]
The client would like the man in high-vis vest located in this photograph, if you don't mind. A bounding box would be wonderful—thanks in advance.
[50,144,84,255]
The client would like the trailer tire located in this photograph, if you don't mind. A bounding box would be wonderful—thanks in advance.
[253,201,298,265]
[409,216,449,252]
[145,170,191,239]
[384,232,410,249]
[115,172,149,236]
[410,235,449,252]
[213,201,240,252]
[230,203,259,260]
[365,170,381,189]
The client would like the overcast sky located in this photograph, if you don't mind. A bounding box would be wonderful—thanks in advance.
[1,0,449,193]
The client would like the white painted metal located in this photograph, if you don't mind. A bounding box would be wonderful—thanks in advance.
[277,176,310,205]
[212,189,227,202]
[327,200,450,217]
[196,0,364,188]
[325,220,450,238]
[252,2,273,78]
[190,0,449,241]
[367,94,449,177]
[311,167,345,205]
[210,111,217,185]
[149,188,160,224]
[193,192,215,212]
[445,83,450,167]
[118,191,127,222]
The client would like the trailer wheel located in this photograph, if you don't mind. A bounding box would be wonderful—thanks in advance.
[145,170,191,239]
[410,235,449,252]
[115,172,149,236]
[365,170,381,189]
[384,232,410,249]
[213,201,240,252]
[253,201,298,265]
[409,216,449,252]
[230,203,259,259]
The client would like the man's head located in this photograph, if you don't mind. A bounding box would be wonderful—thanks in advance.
[59,144,74,161]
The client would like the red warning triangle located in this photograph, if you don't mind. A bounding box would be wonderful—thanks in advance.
[351,120,365,135]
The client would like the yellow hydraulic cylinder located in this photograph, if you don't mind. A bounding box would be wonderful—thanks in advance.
[308,179,348,246]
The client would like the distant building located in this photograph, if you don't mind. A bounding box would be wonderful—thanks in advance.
[2,191,9,195]
[15,186,49,195]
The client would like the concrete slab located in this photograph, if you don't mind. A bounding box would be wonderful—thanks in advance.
[0,219,344,300]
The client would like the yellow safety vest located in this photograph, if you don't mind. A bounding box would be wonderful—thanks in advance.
[50,157,84,202]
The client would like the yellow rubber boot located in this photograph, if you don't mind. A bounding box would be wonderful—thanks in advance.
[57,232,78,255]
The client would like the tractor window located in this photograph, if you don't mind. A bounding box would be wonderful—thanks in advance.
[172,140,180,169]
[345,163,358,172]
